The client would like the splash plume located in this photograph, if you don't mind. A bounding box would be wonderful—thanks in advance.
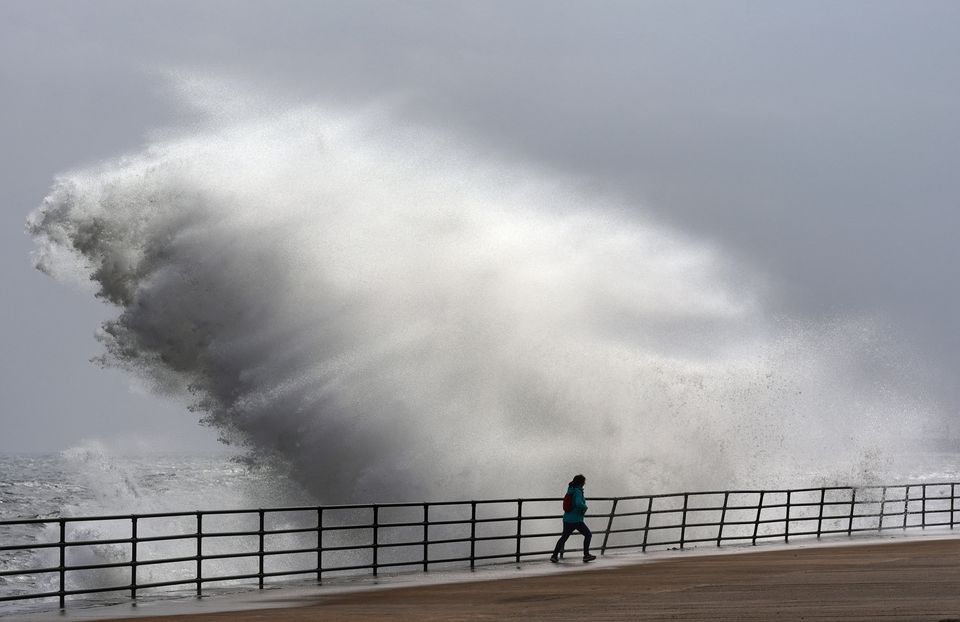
[27,85,936,502]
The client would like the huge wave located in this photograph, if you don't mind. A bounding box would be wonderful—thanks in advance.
[27,85,939,503]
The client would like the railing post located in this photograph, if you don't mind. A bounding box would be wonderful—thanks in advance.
[878,487,886,533]
[422,503,429,572]
[58,518,66,609]
[316,507,324,583]
[952,484,956,530]
[922,484,927,529]
[641,497,653,552]
[751,492,765,546]
[131,516,138,601]
[680,494,689,550]
[470,502,477,569]
[515,500,523,564]
[903,485,910,530]
[716,492,729,547]
[785,491,791,543]
[847,488,857,537]
[817,488,825,539]
[196,511,203,596]
[601,498,619,555]
[258,509,265,589]
[372,505,379,577]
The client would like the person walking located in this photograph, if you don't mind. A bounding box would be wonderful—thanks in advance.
[551,474,596,562]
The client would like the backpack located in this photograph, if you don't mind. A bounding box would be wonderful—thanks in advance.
[562,492,574,513]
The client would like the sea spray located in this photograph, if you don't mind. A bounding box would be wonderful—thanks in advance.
[27,87,940,503]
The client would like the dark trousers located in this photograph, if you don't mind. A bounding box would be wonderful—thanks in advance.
[552,520,592,557]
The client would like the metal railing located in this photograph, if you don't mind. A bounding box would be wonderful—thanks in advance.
[0,482,956,609]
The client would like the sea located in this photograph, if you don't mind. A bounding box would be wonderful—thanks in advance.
[0,449,314,617]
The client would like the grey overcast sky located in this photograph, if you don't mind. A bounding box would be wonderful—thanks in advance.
[2,1,959,453]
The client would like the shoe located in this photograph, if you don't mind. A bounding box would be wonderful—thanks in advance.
[550,556,559,563]
[583,554,596,562]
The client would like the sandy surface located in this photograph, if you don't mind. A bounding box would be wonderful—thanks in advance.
[71,538,960,622]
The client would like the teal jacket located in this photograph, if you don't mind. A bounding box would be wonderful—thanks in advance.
[563,484,588,523]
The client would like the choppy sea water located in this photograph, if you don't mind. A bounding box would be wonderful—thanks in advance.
[0,449,314,616]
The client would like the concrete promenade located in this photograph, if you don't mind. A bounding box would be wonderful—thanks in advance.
[74,537,960,622]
